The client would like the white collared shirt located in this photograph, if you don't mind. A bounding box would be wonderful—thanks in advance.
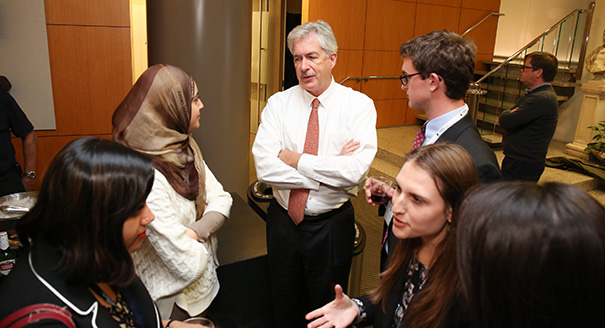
[252,78,377,215]
[423,104,469,146]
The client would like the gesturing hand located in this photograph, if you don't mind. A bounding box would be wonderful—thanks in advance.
[305,285,360,328]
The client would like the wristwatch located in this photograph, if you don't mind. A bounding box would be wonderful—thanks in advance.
[23,171,36,179]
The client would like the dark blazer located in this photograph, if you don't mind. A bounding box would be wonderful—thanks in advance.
[0,241,161,328]
[499,84,558,163]
[357,275,473,328]
[436,113,501,184]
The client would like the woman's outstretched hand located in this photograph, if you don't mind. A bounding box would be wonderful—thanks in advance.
[305,284,360,328]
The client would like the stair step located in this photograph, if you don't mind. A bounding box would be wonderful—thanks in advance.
[480,132,503,145]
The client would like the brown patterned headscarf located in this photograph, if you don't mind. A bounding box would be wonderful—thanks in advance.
[112,64,206,218]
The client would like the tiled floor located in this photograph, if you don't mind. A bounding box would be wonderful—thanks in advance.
[248,125,605,296]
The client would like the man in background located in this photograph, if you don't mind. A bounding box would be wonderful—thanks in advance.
[0,76,37,196]
[499,52,559,182]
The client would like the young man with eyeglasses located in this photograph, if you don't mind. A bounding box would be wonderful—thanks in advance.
[372,30,501,270]
[499,51,559,182]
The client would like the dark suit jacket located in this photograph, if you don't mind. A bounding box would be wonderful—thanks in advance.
[0,240,161,328]
[499,84,558,163]
[436,113,501,184]
[357,275,474,328]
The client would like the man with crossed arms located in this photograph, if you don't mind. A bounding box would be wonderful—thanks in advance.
[252,20,377,326]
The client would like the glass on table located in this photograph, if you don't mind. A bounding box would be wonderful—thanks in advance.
[365,176,396,205]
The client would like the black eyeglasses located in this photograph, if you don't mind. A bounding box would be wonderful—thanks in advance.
[400,72,422,86]
[520,65,539,71]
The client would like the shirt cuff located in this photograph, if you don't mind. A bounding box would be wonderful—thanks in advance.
[297,153,315,179]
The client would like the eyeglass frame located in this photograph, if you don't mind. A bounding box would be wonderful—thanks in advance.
[399,72,422,86]
[520,65,539,71]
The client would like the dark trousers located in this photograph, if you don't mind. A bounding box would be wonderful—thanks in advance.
[0,163,25,197]
[501,156,545,182]
[266,199,355,328]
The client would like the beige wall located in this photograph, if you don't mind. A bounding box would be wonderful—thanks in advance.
[494,0,592,57]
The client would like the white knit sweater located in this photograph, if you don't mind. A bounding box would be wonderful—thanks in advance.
[132,162,232,318]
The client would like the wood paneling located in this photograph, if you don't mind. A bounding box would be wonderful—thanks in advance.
[361,51,404,100]
[12,134,112,189]
[414,4,461,37]
[365,0,416,51]
[45,25,132,135]
[459,9,498,55]
[332,50,364,92]
[461,0,501,12]
[44,0,129,26]
[418,0,461,7]
[307,0,367,50]
[475,53,494,71]
[375,99,407,127]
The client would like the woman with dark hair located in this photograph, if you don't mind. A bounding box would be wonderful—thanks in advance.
[0,137,164,326]
[307,143,478,328]
[112,64,232,319]
[456,182,605,328]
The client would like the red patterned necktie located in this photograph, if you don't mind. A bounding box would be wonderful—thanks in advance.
[288,98,320,225]
[411,123,427,150]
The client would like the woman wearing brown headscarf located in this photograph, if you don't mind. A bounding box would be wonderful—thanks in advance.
[113,64,232,320]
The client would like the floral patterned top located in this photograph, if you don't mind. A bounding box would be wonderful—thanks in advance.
[391,257,428,328]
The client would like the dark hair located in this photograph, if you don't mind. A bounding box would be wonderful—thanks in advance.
[526,51,558,82]
[371,143,479,328]
[457,182,605,328]
[18,137,155,287]
[0,76,11,92]
[400,30,476,100]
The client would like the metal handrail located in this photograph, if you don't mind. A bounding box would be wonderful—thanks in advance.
[475,4,593,85]
[339,75,400,84]
[461,12,504,37]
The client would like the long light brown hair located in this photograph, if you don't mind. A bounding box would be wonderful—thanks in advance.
[371,143,478,328]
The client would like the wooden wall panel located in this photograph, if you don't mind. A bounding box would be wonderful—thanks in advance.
[45,25,132,136]
[418,0,461,7]
[475,53,494,71]
[459,9,498,55]
[361,51,404,100]
[375,99,407,127]
[364,0,416,51]
[461,0,501,12]
[44,0,129,26]
[307,0,367,50]
[12,134,112,189]
[414,4,461,37]
[332,50,364,92]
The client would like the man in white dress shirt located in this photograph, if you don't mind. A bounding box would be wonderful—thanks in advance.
[252,20,377,327]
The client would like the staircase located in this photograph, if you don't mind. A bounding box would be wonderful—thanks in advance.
[465,3,594,146]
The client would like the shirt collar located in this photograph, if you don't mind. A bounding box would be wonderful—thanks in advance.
[526,82,551,94]
[302,76,336,110]
[425,104,467,141]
